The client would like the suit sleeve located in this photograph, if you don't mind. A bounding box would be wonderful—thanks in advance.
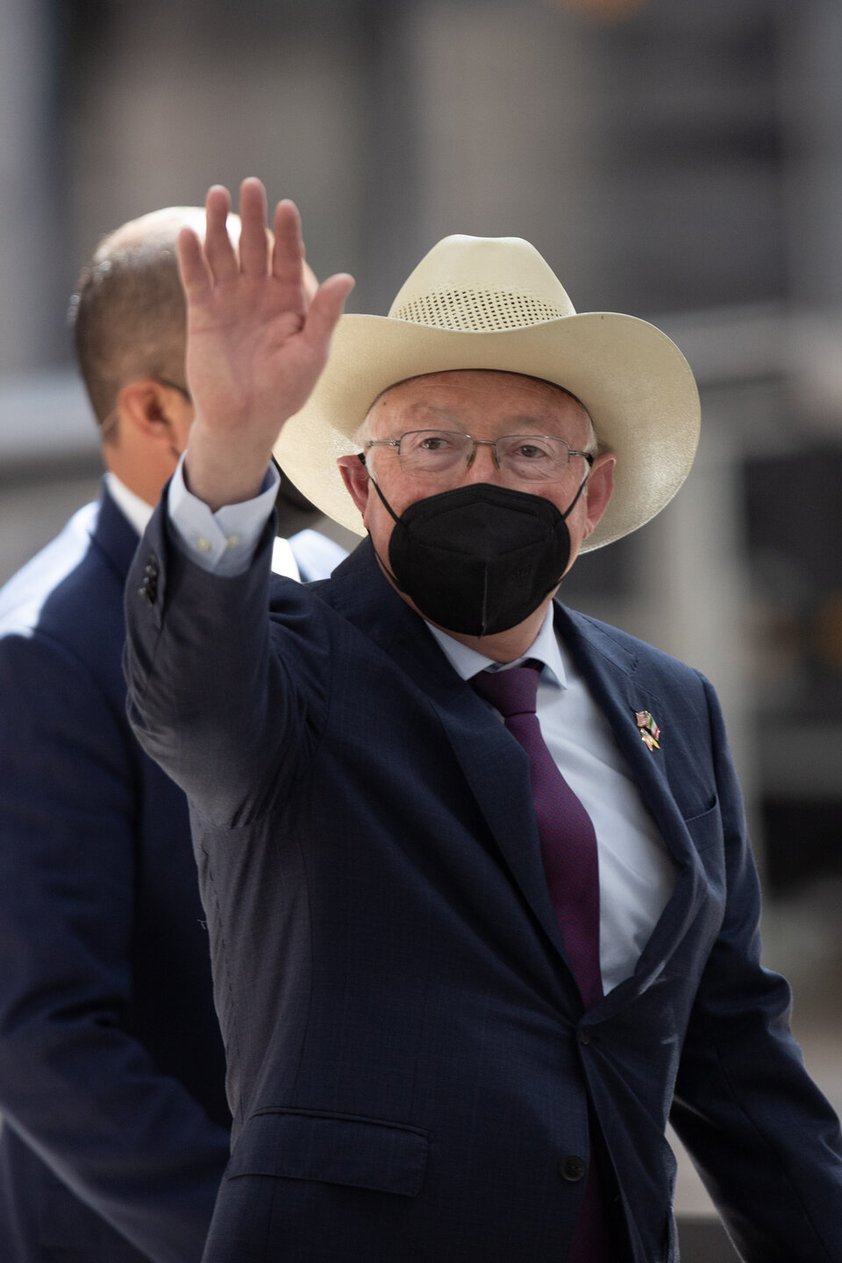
[0,628,229,1263]
[670,675,842,1262]
[124,500,329,828]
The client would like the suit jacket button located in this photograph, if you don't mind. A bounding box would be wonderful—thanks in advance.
[138,555,159,603]
[559,1155,587,1182]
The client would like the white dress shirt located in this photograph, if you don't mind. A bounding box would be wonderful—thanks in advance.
[104,472,155,537]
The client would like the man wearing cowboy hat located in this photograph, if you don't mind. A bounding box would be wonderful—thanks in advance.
[124,179,842,1262]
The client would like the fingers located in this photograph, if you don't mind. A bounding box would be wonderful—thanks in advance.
[271,199,309,288]
[237,178,271,278]
[176,225,210,301]
[203,185,239,281]
[270,197,354,336]
[180,179,272,293]
[181,178,349,346]
[177,183,241,299]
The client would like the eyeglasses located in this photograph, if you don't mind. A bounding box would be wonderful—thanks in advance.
[364,429,594,484]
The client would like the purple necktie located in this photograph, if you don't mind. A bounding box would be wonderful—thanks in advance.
[472,661,612,1262]
[471,661,603,1008]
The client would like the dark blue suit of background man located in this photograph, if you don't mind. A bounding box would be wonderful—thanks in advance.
[0,207,344,1263]
[124,180,842,1262]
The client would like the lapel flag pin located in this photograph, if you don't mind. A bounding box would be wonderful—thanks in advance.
[635,709,661,751]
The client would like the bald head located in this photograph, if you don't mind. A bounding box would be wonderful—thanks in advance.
[71,205,317,429]
[71,207,209,427]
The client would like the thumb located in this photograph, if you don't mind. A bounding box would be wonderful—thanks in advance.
[302,273,355,350]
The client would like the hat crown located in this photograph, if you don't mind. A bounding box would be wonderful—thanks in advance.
[388,234,578,334]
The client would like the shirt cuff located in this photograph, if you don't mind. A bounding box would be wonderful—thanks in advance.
[167,456,280,576]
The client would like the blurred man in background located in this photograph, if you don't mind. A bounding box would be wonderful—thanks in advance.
[0,205,344,1263]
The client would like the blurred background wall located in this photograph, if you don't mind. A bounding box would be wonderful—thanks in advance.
[1,0,841,1253]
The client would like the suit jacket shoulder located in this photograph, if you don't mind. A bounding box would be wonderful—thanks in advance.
[0,482,229,1263]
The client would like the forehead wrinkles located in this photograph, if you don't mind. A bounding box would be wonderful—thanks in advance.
[362,373,590,441]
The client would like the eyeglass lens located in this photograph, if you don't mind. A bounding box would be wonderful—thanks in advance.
[395,430,577,482]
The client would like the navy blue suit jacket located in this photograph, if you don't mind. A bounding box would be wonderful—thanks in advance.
[0,484,344,1263]
[124,507,842,1263]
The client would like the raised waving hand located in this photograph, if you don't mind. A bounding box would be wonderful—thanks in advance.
[177,178,354,509]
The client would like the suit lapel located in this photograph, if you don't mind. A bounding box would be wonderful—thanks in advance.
[556,604,709,1008]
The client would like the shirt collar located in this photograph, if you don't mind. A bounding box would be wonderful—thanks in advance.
[104,472,154,537]
[426,604,567,688]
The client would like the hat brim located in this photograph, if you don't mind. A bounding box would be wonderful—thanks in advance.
[274,310,700,551]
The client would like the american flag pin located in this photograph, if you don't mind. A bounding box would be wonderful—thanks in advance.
[635,709,661,750]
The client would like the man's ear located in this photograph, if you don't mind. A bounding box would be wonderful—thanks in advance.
[582,452,615,539]
[115,379,180,445]
[337,453,370,515]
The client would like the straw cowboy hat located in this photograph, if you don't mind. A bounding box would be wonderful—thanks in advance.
[274,233,701,550]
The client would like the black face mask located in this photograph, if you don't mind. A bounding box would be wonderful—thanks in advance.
[370,477,587,637]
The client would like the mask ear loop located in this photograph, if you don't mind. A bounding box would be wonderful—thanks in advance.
[560,459,593,521]
[356,452,406,590]
[525,463,591,609]
[358,452,403,526]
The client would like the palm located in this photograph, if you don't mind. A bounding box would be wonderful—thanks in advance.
[186,258,320,430]
[177,181,353,504]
